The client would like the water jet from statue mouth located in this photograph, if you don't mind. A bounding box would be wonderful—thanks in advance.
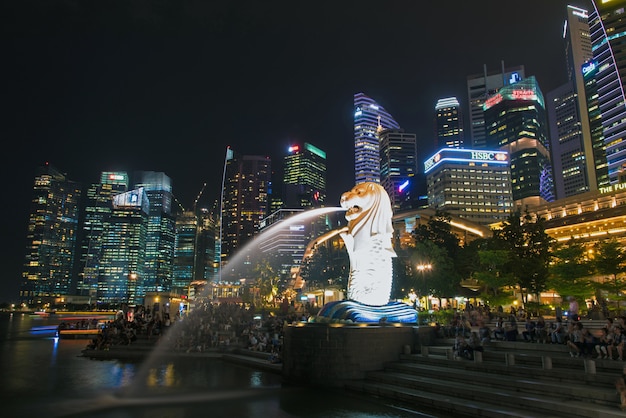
[345,205,361,216]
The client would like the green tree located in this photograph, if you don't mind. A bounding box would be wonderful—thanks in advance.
[593,238,626,313]
[253,258,280,306]
[475,249,514,294]
[413,210,460,260]
[548,238,594,301]
[410,240,459,307]
[493,208,554,304]
[301,243,348,291]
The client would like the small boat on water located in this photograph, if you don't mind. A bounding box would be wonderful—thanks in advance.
[56,316,110,339]
[57,328,102,339]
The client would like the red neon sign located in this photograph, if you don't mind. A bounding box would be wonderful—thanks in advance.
[484,94,502,109]
[512,90,535,100]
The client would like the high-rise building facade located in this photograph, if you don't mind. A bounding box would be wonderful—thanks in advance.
[354,92,400,184]
[434,97,464,149]
[98,188,149,305]
[75,171,129,300]
[21,164,82,306]
[548,5,609,200]
[258,208,306,277]
[547,82,590,198]
[283,142,327,208]
[589,0,626,183]
[467,64,525,149]
[583,58,610,189]
[220,151,271,276]
[379,129,418,211]
[133,171,175,294]
[196,206,219,282]
[484,76,556,206]
[172,210,197,291]
[424,148,513,225]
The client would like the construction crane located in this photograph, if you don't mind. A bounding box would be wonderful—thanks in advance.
[192,182,207,212]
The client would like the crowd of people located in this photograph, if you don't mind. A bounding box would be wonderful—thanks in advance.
[433,299,626,363]
[84,300,310,364]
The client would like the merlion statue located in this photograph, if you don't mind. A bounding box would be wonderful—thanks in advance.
[314,182,417,323]
[339,182,396,305]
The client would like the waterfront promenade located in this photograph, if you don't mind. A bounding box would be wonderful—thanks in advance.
[78,308,626,417]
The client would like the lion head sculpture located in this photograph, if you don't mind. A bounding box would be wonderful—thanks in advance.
[340,182,394,238]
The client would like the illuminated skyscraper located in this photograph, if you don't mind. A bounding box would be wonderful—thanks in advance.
[379,129,418,211]
[283,142,327,208]
[354,92,400,184]
[196,206,218,282]
[484,76,555,206]
[172,210,198,291]
[76,171,129,300]
[547,5,608,199]
[467,64,525,149]
[21,164,82,306]
[133,171,175,294]
[98,188,149,305]
[589,0,626,183]
[434,97,464,149]
[424,148,513,225]
[220,150,271,278]
[260,142,329,278]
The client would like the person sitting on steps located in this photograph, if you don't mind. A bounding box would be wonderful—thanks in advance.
[504,315,519,341]
[453,335,473,360]
[522,314,536,342]
[608,326,626,361]
[550,316,566,344]
[534,316,548,344]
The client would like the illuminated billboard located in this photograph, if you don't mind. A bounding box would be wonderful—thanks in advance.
[483,76,543,110]
[113,187,145,208]
[424,148,508,174]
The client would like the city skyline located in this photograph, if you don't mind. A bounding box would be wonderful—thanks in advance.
[2,0,591,302]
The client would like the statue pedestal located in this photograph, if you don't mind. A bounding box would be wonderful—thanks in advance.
[282,323,434,386]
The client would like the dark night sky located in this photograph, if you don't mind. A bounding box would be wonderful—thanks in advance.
[0,0,592,303]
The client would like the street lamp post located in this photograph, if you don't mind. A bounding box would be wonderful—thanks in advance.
[416,263,432,310]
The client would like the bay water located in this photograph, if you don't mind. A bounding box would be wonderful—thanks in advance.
[0,312,433,418]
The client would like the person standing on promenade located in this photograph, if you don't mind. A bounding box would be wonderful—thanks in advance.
[568,296,580,322]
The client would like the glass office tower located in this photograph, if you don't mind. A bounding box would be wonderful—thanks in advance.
[547,5,609,199]
[467,64,525,149]
[76,171,129,301]
[379,129,418,211]
[283,142,327,208]
[98,188,149,305]
[21,164,82,307]
[220,151,271,278]
[484,76,556,206]
[435,97,464,149]
[589,0,626,183]
[424,148,513,226]
[133,171,175,294]
[172,210,198,291]
[354,92,400,184]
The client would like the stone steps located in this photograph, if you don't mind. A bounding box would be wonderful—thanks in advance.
[344,343,625,417]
